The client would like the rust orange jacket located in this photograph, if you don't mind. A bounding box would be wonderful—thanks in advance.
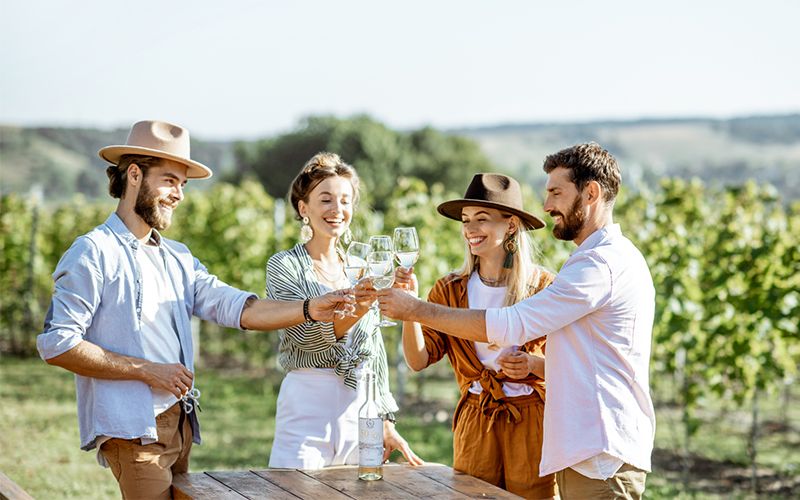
[420,270,555,431]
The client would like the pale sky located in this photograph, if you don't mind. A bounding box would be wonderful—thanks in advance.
[1,0,798,139]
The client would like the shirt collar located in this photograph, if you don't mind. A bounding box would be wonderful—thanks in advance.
[573,223,621,254]
[294,242,346,269]
[104,212,163,249]
[294,242,314,269]
[144,228,162,247]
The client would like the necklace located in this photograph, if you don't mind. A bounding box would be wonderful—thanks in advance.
[478,272,506,287]
[313,259,345,283]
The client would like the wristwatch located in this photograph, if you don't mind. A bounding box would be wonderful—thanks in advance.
[382,412,397,424]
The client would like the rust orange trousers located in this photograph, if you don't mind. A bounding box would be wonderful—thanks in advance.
[453,392,557,499]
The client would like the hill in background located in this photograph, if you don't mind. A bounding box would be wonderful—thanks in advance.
[0,126,233,200]
[2,114,798,202]
[457,114,800,199]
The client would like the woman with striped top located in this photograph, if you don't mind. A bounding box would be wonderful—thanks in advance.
[266,152,423,469]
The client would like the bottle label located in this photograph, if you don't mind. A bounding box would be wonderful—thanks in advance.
[359,417,383,445]
[359,444,384,467]
[358,417,383,466]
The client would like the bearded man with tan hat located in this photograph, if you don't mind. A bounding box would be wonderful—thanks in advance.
[37,120,353,499]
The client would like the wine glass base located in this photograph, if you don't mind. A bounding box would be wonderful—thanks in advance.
[378,320,397,327]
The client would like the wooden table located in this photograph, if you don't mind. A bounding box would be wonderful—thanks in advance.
[172,464,522,499]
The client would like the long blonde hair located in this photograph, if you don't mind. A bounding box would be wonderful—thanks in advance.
[455,214,545,306]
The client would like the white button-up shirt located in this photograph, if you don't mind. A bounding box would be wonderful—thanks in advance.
[485,224,656,477]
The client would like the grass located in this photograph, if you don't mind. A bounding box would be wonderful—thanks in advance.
[2,357,798,499]
[0,357,118,499]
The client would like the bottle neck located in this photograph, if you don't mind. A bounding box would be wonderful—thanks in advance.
[365,372,376,403]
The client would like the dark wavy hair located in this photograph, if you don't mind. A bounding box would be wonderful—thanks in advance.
[542,142,620,202]
[105,155,161,199]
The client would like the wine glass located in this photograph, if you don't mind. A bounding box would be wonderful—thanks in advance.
[367,250,397,327]
[393,227,419,270]
[368,235,393,253]
[343,242,370,317]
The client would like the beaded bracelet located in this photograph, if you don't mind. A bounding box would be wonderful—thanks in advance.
[302,298,315,322]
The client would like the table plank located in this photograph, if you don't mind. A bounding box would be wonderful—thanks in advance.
[173,465,522,499]
[0,471,34,500]
[172,472,247,500]
[380,466,471,499]
[302,466,416,499]
[417,466,523,499]
[251,469,351,499]
[207,471,299,500]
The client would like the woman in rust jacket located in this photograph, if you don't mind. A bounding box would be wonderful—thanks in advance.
[394,173,557,499]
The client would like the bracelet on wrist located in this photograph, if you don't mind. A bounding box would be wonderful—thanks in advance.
[303,298,315,322]
[382,412,397,424]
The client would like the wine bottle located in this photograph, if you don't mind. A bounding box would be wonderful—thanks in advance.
[358,370,383,480]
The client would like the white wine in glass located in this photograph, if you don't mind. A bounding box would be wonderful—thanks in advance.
[344,242,370,317]
[367,251,396,327]
[345,242,370,284]
[368,252,395,290]
[393,227,419,270]
[344,264,366,283]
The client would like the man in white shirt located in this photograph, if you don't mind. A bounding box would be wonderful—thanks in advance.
[378,142,655,499]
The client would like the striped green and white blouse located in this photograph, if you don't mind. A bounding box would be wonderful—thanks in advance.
[265,243,398,414]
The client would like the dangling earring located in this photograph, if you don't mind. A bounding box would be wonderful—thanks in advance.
[300,216,313,242]
[503,233,517,269]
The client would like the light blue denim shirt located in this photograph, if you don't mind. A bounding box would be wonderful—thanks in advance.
[36,212,255,451]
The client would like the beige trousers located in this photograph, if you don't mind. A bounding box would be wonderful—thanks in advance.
[556,463,647,500]
[100,403,193,500]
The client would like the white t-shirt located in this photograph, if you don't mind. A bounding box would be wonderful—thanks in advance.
[466,273,534,398]
[98,238,182,466]
[137,242,181,416]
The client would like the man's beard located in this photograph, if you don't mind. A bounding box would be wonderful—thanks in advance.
[551,195,585,241]
[134,179,172,231]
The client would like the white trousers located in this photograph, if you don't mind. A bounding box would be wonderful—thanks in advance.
[268,368,366,469]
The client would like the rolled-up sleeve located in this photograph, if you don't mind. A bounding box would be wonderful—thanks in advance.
[192,258,255,329]
[486,252,613,346]
[37,237,103,360]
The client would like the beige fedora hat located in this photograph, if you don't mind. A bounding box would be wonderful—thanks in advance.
[437,173,545,230]
[98,120,213,179]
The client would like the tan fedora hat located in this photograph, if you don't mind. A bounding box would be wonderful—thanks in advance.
[98,120,213,179]
[437,173,545,230]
